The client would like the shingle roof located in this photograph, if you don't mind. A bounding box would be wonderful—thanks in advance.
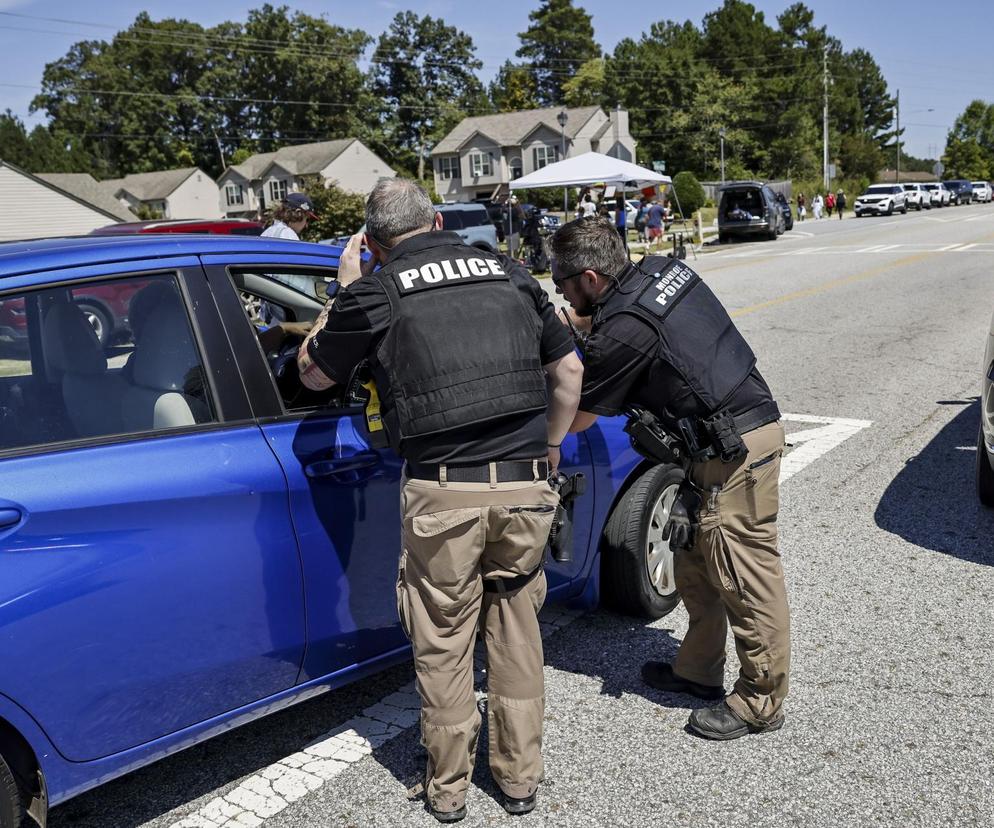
[105,167,199,201]
[222,139,356,182]
[36,173,136,221]
[431,106,602,156]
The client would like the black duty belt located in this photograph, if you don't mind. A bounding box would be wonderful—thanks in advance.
[405,459,549,484]
[733,401,781,436]
[483,565,542,594]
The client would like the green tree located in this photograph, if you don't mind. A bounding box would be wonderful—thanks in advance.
[0,111,34,169]
[516,0,600,106]
[490,62,539,112]
[369,12,486,179]
[562,58,604,107]
[838,132,884,180]
[948,100,994,173]
[672,171,706,216]
[0,110,92,173]
[300,176,366,240]
[942,137,990,180]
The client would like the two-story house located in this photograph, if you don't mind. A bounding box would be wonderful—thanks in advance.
[431,105,637,203]
[217,139,395,218]
[102,168,221,219]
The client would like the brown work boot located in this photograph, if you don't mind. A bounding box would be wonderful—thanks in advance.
[641,661,725,700]
[688,699,784,741]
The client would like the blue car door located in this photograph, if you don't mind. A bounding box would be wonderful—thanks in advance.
[0,260,305,761]
[203,256,408,683]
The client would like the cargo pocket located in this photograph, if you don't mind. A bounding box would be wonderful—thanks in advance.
[745,451,781,528]
[703,524,746,601]
[407,507,483,596]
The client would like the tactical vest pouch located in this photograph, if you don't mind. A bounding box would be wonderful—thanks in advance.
[701,410,747,463]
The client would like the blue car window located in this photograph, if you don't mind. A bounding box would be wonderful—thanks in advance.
[0,273,216,453]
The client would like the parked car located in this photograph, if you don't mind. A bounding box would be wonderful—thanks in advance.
[717,181,784,242]
[979,304,994,506]
[90,218,264,236]
[775,192,795,231]
[921,182,951,207]
[902,183,930,210]
[943,180,974,205]
[0,234,679,827]
[854,184,907,217]
[971,181,992,203]
[434,203,499,252]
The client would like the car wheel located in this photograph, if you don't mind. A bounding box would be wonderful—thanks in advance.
[0,753,26,828]
[601,464,684,619]
[75,302,112,347]
[978,426,994,508]
[718,232,729,244]
[901,205,908,214]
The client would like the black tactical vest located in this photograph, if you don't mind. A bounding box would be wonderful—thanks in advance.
[594,257,757,418]
[374,239,547,454]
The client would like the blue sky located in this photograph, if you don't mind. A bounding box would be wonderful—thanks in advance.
[0,0,990,159]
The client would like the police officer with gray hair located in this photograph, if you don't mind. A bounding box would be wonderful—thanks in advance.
[550,215,790,741]
[298,179,582,821]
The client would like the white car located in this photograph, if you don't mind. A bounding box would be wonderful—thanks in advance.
[854,184,907,217]
[902,183,929,210]
[922,182,951,207]
[972,181,992,203]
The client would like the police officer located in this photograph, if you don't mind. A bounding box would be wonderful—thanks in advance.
[549,216,790,741]
[297,179,582,821]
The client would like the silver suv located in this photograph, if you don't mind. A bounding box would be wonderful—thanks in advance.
[435,204,499,253]
[854,184,907,217]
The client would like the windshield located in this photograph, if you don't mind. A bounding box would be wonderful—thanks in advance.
[903,185,917,191]
[865,186,892,195]
[923,184,937,190]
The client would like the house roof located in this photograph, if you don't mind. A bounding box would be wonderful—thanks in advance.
[1,161,127,223]
[431,106,602,156]
[104,167,200,201]
[222,139,357,182]
[36,173,136,222]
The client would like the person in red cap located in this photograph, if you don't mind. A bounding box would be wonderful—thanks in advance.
[262,192,318,241]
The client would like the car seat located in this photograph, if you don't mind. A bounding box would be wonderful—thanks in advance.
[42,302,127,438]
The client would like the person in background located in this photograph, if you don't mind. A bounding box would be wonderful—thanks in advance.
[579,193,597,219]
[645,198,666,251]
[825,191,835,217]
[811,192,824,220]
[508,196,525,258]
[796,192,806,222]
[262,192,317,241]
[835,189,847,219]
[614,193,628,249]
[635,196,650,244]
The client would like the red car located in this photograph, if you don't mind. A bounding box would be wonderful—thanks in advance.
[89,218,264,236]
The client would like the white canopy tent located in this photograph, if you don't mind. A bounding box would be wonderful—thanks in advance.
[509,151,672,192]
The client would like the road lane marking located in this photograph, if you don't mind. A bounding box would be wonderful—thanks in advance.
[780,413,873,482]
[938,243,964,251]
[729,251,935,319]
[957,243,977,251]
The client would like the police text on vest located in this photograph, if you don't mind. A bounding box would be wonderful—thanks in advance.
[397,258,505,291]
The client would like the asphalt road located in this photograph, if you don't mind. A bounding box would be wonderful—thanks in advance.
[50,203,994,828]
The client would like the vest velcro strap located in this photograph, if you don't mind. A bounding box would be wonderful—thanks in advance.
[406,459,549,484]
[482,565,543,594]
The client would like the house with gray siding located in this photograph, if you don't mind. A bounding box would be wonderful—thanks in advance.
[102,168,221,220]
[430,105,637,203]
[217,139,395,218]
[0,162,128,241]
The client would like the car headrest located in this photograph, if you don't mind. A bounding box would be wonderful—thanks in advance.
[130,305,198,391]
[42,303,105,375]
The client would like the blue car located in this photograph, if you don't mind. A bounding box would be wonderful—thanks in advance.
[0,235,680,826]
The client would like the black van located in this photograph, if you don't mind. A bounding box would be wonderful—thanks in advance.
[717,181,785,243]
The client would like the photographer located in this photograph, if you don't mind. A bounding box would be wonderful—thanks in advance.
[550,216,790,741]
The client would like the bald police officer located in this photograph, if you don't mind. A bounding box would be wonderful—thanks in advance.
[550,216,790,741]
[298,179,582,821]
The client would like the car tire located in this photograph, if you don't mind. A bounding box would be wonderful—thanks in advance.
[75,301,112,347]
[601,464,684,619]
[718,232,729,244]
[978,426,994,508]
[901,205,908,214]
[0,753,26,828]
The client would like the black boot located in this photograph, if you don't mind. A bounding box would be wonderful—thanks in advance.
[501,790,537,816]
[688,699,784,741]
[641,661,725,700]
[428,803,466,823]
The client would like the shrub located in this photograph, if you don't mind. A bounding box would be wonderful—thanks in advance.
[671,171,706,217]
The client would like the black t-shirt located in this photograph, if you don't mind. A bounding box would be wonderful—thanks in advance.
[579,311,774,422]
[309,231,574,463]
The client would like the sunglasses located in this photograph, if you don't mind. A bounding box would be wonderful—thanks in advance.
[551,269,588,287]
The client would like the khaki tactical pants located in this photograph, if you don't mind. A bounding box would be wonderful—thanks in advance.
[398,469,558,813]
[673,421,791,725]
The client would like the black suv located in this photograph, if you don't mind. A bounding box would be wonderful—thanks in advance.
[943,180,975,206]
[718,181,785,242]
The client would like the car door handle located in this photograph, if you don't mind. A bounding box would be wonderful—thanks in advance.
[305,453,380,479]
[0,508,22,529]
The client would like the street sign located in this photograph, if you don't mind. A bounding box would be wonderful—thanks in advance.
[827,163,837,179]
[652,160,666,172]
[932,161,944,177]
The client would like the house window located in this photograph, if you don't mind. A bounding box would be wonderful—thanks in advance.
[269,179,288,203]
[509,157,523,180]
[469,152,492,177]
[533,145,559,170]
[438,156,461,180]
[225,184,244,207]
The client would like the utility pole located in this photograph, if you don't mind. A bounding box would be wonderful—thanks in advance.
[212,127,227,171]
[823,44,829,191]
[895,89,900,182]
[719,127,726,183]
